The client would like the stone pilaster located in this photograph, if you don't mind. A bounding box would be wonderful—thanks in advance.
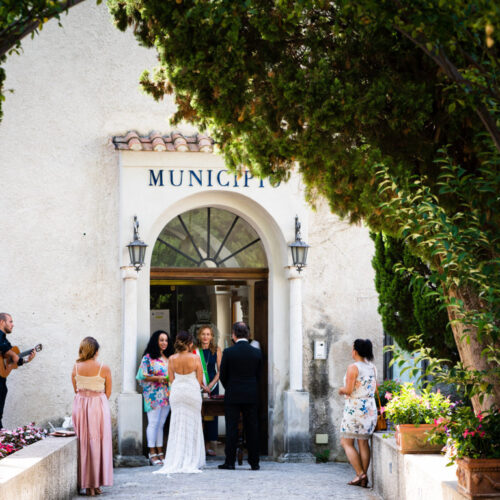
[116,266,146,464]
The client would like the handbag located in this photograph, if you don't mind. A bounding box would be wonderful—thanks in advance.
[375,385,387,431]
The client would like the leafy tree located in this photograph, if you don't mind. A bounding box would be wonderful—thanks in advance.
[108,0,499,410]
[0,0,94,121]
[371,232,458,362]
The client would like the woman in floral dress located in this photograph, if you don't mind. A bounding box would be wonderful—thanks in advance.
[339,339,377,488]
[138,330,172,465]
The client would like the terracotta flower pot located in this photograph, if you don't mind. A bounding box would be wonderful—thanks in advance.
[456,457,500,499]
[395,424,442,454]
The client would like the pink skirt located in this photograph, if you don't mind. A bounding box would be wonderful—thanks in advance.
[72,390,113,489]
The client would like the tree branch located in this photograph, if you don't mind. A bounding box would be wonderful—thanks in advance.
[394,26,500,154]
[0,0,87,59]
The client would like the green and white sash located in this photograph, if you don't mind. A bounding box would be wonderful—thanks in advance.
[195,348,211,386]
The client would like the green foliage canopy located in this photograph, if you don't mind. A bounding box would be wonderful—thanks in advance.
[108,0,498,216]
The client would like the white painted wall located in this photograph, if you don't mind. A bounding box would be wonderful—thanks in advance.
[303,199,383,458]
[0,1,176,428]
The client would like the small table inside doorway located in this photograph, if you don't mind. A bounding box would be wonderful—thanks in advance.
[201,397,245,465]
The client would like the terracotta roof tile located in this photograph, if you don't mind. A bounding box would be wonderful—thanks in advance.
[112,131,214,153]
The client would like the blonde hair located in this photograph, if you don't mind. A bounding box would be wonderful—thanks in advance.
[197,325,216,354]
[76,336,100,362]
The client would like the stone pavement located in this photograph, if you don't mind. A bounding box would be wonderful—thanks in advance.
[75,460,382,499]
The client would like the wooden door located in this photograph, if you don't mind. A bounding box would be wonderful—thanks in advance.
[253,280,268,455]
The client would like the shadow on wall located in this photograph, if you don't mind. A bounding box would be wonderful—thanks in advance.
[306,319,343,459]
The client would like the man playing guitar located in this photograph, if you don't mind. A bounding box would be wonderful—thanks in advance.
[0,313,36,428]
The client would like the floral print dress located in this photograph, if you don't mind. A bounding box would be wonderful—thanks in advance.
[138,354,169,412]
[340,361,377,439]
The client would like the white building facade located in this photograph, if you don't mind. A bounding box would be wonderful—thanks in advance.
[0,3,383,460]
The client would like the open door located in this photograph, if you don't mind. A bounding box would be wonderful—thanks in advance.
[253,280,268,455]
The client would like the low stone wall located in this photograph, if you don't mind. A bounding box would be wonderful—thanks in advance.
[0,436,77,500]
[371,432,470,500]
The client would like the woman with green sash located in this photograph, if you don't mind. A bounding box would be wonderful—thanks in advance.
[196,325,222,456]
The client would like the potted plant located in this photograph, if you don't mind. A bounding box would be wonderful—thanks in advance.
[383,383,451,454]
[377,379,402,409]
[431,405,500,499]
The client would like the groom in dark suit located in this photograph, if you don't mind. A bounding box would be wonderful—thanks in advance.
[218,321,262,470]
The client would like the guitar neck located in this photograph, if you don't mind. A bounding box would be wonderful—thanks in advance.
[18,345,41,358]
[18,349,33,358]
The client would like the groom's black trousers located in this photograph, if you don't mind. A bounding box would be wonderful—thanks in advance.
[224,402,259,467]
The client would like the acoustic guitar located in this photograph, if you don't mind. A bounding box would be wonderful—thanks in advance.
[0,344,42,378]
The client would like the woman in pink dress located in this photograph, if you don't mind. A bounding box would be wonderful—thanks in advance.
[71,337,113,496]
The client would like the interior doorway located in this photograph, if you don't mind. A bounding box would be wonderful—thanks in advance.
[150,274,269,455]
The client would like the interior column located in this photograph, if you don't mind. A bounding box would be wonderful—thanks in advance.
[214,286,232,350]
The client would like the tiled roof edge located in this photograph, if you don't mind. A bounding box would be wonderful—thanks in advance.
[112,131,214,153]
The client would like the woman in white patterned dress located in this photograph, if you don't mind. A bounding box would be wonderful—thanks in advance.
[154,331,206,474]
[338,339,377,488]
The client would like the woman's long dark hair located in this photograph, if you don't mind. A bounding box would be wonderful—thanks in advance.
[143,330,173,359]
[353,338,374,361]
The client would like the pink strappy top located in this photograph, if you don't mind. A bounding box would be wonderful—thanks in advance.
[75,362,105,392]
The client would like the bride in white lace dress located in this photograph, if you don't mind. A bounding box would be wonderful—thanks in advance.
[154,331,206,474]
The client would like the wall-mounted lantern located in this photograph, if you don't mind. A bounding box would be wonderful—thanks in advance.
[127,216,148,271]
[289,215,309,273]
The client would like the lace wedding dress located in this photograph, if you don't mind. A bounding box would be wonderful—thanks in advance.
[154,371,205,474]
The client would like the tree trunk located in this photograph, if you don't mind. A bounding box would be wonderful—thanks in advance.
[447,285,500,414]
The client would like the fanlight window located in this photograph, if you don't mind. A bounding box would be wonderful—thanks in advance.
[151,207,267,268]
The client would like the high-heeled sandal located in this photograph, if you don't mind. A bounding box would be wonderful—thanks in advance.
[157,452,165,464]
[347,475,363,486]
[359,474,368,488]
[148,453,162,465]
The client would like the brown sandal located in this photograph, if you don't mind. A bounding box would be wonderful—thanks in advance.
[359,474,368,488]
[348,476,363,486]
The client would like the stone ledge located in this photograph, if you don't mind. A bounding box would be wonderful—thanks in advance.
[0,436,77,500]
[371,432,470,500]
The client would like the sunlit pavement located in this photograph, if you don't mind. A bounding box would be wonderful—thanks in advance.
[74,460,382,499]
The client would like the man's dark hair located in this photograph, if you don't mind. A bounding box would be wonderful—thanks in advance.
[0,313,11,322]
[232,322,249,339]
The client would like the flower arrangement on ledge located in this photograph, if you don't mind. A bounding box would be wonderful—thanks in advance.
[429,405,500,498]
[431,405,500,463]
[382,383,452,425]
[0,423,47,459]
[380,383,452,454]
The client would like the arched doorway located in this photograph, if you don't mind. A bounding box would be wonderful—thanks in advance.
[149,206,269,455]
